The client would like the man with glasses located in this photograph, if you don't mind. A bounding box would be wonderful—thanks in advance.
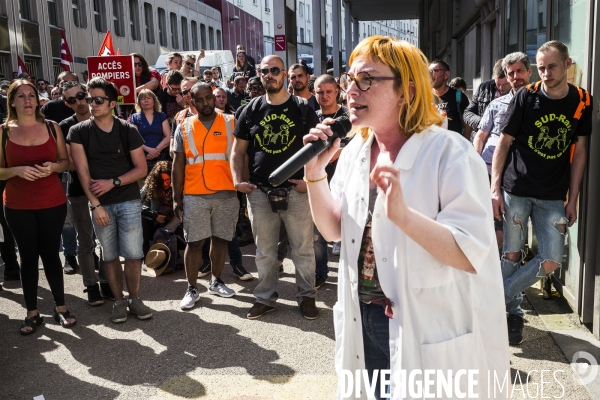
[157,70,186,125]
[288,63,319,111]
[69,78,152,324]
[231,55,320,320]
[59,81,113,306]
[36,79,50,98]
[464,59,511,139]
[429,60,471,139]
[227,76,249,111]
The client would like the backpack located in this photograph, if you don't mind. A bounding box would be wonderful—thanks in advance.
[244,95,309,133]
[524,81,590,162]
[77,117,134,168]
[2,120,57,167]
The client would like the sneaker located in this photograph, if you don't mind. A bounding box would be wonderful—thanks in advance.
[110,300,128,323]
[63,255,78,275]
[100,282,116,301]
[180,285,200,310]
[83,284,104,306]
[332,241,341,256]
[142,262,147,272]
[232,264,253,281]
[209,279,235,298]
[128,298,153,320]
[300,297,319,320]
[315,275,327,290]
[197,261,211,278]
[507,314,524,345]
[247,302,275,319]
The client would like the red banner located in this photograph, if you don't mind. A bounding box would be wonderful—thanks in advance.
[87,55,136,105]
[97,31,115,56]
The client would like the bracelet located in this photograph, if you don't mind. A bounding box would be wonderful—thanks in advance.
[303,174,328,184]
[89,204,102,211]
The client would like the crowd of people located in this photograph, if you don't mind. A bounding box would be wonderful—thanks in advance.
[0,35,591,399]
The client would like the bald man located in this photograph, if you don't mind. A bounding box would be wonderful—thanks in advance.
[230,55,321,320]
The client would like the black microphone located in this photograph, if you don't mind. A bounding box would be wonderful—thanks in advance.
[268,115,352,187]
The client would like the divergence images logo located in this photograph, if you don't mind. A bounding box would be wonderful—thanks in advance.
[571,351,598,385]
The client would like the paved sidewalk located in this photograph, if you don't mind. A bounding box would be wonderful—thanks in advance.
[0,245,596,399]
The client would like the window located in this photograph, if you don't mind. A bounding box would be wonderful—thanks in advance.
[48,0,61,27]
[72,0,87,28]
[143,2,154,43]
[19,0,34,20]
[265,22,270,36]
[299,2,303,17]
[21,22,41,54]
[200,23,206,49]
[93,0,106,32]
[158,7,167,46]
[299,27,304,43]
[191,20,198,49]
[112,0,124,37]
[307,5,310,21]
[208,26,214,50]
[181,17,189,51]
[216,29,222,48]
[129,0,140,40]
[237,0,242,4]
[253,0,257,4]
[265,0,270,12]
[170,12,178,48]
[307,29,311,42]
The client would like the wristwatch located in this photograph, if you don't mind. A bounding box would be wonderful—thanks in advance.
[113,177,121,188]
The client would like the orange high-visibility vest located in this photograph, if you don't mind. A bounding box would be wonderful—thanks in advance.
[181,113,235,195]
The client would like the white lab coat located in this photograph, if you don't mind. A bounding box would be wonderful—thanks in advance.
[330,125,509,399]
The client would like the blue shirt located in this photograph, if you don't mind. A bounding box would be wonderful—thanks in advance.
[478,91,514,173]
[129,111,167,150]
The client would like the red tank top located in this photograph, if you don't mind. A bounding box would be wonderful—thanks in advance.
[3,126,67,210]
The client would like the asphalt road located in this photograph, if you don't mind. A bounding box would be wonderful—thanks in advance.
[0,244,593,399]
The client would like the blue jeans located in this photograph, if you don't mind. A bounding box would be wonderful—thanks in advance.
[92,200,144,261]
[360,301,390,400]
[314,227,329,277]
[247,189,316,306]
[202,235,243,265]
[502,191,567,317]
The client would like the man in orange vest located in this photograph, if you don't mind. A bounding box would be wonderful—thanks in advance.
[172,82,240,310]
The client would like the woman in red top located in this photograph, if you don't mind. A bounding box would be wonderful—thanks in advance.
[0,80,75,335]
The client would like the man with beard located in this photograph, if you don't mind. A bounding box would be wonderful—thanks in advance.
[492,41,593,345]
[214,87,233,114]
[41,71,78,123]
[59,81,113,305]
[173,83,239,309]
[429,60,471,139]
[288,63,319,111]
[227,76,249,111]
[231,55,320,320]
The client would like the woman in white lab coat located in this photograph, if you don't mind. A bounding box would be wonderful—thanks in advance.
[304,36,509,399]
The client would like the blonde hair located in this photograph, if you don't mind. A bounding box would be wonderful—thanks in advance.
[135,89,162,113]
[348,36,443,139]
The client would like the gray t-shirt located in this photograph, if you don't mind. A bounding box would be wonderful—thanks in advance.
[173,117,236,200]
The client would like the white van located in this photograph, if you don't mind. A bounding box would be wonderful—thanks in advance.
[154,50,235,79]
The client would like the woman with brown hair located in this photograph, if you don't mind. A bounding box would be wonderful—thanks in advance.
[0,80,75,335]
[132,53,160,95]
[230,51,256,82]
[160,52,183,87]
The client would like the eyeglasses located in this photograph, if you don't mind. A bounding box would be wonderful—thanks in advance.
[259,67,282,76]
[182,89,191,96]
[167,85,181,93]
[248,86,262,92]
[65,92,87,104]
[185,61,194,67]
[339,71,398,92]
[134,62,143,67]
[85,96,111,105]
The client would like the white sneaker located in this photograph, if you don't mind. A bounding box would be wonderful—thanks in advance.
[209,279,235,298]
[180,286,200,310]
[332,241,341,256]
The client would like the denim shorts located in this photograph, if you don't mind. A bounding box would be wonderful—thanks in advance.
[91,200,144,261]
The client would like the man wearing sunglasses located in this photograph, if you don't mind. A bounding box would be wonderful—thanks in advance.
[157,70,186,125]
[231,55,320,320]
[36,79,50,98]
[226,76,249,111]
[41,71,79,125]
[69,78,152,324]
[59,81,113,305]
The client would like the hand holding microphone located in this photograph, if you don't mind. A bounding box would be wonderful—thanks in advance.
[268,116,352,187]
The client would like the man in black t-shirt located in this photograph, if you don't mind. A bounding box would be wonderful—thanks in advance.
[289,63,320,111]
[157,70,185,125]
[227,76,250,111]
[60,81,112,306]
[491,41,593,345]
[231,55,320,320]
[429,60,471,139]
[41,71,78,123]
[69,78,153,324]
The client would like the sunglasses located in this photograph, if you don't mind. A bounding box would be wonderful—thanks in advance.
[65,92,87,104]
[85,96,111,105]
[185,61,194,67]
[259,67,282,76]
[182,89,191,96]
[134,62,143,67]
